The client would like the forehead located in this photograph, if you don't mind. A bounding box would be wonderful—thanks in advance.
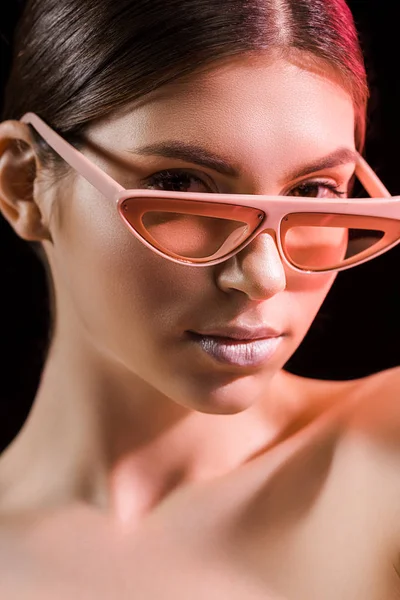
[89,55,355,182]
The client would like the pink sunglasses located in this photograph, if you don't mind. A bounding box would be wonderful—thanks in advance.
[21,112,400,274]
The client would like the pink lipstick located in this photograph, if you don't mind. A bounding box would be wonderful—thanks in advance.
[187,329,283,367]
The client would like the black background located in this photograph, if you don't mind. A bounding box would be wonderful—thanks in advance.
[0,1,399,452]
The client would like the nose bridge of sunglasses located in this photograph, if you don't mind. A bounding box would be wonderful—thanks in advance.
[240,226,281,254]
[257,226,278,241]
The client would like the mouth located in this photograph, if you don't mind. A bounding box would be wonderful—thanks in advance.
[190,325,282,341]
[186,327,284,368]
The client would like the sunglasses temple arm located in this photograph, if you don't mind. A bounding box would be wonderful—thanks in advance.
[20,112,124,200]
[356,154,391,198]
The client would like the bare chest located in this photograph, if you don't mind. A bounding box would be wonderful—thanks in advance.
[1,416,399,600]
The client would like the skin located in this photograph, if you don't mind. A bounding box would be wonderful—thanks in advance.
[0,53,400,598]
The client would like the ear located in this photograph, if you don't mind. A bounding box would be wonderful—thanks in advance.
[0,119,52,242]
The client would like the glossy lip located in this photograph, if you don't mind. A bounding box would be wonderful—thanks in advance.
[187,325,282,341]
[186,331,283,367]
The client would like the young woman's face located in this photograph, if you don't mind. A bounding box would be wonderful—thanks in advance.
[44,55,356,413]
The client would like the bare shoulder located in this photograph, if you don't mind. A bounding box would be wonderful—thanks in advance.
[330,367,400,577]
[332,366,400,497]
[342,366,400,449]
[339,366,400,550]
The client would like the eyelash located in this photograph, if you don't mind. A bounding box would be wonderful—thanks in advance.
[292,181,346,198]
[141,169,347,198]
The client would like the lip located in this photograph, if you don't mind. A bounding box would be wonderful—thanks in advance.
[186,327,284,368]
[188,325,282,341]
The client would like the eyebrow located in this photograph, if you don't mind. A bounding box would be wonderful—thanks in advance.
[282,147,358,181]
[129,142,357,181]
[130,140,240,178]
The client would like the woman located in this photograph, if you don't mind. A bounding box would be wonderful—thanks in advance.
[0,0,399,597]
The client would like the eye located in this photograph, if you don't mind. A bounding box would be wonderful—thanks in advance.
[141,169,217,193]
[289,181,347,199]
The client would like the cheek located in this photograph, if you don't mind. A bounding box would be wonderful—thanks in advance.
[51,190,210,361]
[285,268,337,341]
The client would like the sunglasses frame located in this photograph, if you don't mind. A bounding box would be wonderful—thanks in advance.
[21,112,400,273]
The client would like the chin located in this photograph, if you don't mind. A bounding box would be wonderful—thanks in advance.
[180,369,276,415]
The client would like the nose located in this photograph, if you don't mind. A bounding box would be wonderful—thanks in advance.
[215,229,286,300]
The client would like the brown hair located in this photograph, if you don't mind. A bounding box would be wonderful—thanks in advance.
[3,0,368,157]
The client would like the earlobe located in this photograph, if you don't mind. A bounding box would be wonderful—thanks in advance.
[0,120,52,242]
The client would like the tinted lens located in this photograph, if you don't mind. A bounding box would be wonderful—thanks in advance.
[121,198,263,262]
[142,211,251,258]
[281,213,396,271]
